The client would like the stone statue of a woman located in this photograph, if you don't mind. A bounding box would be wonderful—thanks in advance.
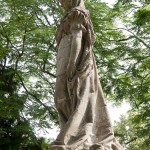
[49,0,123,149]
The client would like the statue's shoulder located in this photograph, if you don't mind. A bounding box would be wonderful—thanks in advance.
[68,6,89,18]
[66,7,89,24]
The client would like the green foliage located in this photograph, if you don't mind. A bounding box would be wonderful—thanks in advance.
[114,114,150,149]
[134,4,150,26]
[112,1,150,148]
[0,0,149,148]
[0,0,58,148]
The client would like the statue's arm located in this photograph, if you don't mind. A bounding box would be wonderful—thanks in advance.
[66,10,87,80]
[67,29,82,79]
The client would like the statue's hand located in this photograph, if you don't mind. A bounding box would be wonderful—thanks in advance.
[66,63,76,81]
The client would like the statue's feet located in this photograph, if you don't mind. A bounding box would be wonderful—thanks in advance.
[89,144,104,150]
[89,143,123,150]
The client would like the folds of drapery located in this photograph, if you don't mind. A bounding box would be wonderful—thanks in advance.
[50,6,124,150]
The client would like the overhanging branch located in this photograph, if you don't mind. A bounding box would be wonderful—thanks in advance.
[104,28,150,49]
[17,73,56,115]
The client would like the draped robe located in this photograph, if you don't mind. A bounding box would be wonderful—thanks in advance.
[50,6,123,150]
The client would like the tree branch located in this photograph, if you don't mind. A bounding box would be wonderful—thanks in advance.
[36,6,51,26]
[116,36,134,42]
[125,137,137,145]
[104,28,150,49]
[17,73,56,115]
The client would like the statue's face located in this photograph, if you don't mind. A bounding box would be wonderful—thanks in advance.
[59,0,71,11]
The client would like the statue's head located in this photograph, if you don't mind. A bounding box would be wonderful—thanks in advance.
[59,0,85,11]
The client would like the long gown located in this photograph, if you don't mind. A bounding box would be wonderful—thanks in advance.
[51,6,123,150]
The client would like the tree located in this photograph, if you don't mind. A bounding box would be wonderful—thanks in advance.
[0,0,149,149]
[114,113,150,150]
[0,0,59,148]
[112,0,150,149]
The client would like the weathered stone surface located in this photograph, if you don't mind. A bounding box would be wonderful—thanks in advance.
[49,0,124,149]
[49,145,71,150]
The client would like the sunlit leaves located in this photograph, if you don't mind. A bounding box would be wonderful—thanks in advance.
[0,0,149,148]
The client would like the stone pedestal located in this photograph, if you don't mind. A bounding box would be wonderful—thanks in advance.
[49,144,105,150]
[49,145,71,150]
